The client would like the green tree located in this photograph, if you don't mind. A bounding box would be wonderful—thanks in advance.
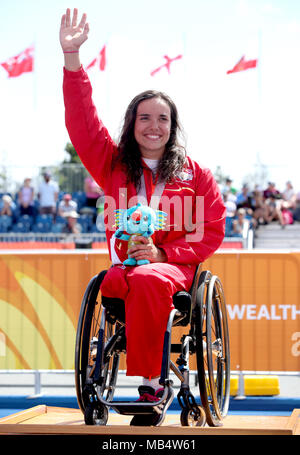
[57,142,87,192]
[63,142,82,164]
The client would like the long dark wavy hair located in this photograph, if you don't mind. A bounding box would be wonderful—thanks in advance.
[117,90,186,188]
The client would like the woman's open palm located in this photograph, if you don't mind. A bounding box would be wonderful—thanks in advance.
[60,8,89,52]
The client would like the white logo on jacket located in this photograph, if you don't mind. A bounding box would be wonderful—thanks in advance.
[176,169,193,181]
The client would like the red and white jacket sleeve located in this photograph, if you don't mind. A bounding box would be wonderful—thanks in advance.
[63,66,117,192]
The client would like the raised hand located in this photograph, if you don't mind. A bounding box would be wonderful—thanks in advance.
[60,8,89,52]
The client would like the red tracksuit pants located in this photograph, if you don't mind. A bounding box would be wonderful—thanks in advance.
[100,263,195,378]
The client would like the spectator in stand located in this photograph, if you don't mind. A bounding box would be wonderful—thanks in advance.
[263,182,281,200]
[221,178,237,202]
[58,193,78,217]
[251,189,269,225]
[275,181,295,226]
[262,181,286,226]
[38,171,59,216]
[84,175,104,208]
[282,181,295,203]
[280,181,296,210]
[18,178,35,216]
[221,178,232,195]
[231,208,250,237]
[223,192,237,218]
[265,194,285,226]
[236,184,253,210]
[62,210,82,234]
[0,195,16,217]
[292,191,300,221]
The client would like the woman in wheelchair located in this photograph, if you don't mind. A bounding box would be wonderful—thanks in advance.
[61,8,229,427]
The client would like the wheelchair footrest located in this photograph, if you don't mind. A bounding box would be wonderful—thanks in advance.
[111,402,161,416]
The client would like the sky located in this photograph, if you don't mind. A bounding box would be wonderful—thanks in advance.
[1,0,300,193]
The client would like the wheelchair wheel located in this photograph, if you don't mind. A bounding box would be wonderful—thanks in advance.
[94,308,122,403]
[84,401,108,426]
[180,406,206,427]
[194,271,230,427]
[75,270,120,413]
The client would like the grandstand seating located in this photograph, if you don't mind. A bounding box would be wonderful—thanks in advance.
[0,190,253,249]
[0,215,13,233]
[222,215,254,249]
[0,191,104,238]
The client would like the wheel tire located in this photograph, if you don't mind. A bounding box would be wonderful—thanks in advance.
[84,402,108,426]
[180,406,206,427]
[75,273,105,413]
[194,272,230,427]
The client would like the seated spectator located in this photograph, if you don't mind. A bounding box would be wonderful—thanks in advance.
[62,211,82,234]
[38,171,59,216]
[236,184,253,210]
[280,181,296,211]
[275,181,295,226]
[58,193,78,217]
[264,195,285,226]
[223,193,237,218]
[0,195,16,217]
[292,191,300,221]
[220,177,232,195]
[84,176,104,208]
[18,178,35,216]
[252,189,269,225]
[231,208,250,237]
[263,182,281,200]
[220,178,237,203]
[262,182,287,226]
[282,181,295,203]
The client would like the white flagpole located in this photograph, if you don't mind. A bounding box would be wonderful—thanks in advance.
[255,28,266,186]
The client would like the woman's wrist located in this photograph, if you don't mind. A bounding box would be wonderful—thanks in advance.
[157,247,167,263]
[63,51,82,71]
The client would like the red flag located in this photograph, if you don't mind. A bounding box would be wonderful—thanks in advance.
[151,54,183,76]
[227,55,258,74]
[99,45,106,71]
[1,46,34,78]
[86,57,97,70]
[86,45,106,71]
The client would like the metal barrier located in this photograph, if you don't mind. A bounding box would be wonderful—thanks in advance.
[0,369,299,397]
[0,232,106,248]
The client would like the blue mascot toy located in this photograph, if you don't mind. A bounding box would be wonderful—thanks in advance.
[114,203,167,266]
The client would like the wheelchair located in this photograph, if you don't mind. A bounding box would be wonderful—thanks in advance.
[75,264,230,427]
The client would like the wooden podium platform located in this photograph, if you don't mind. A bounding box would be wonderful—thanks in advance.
[0,406,299,435]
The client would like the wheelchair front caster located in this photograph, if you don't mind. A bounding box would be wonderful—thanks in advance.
[84,402,108,425]
[180,406,206,427]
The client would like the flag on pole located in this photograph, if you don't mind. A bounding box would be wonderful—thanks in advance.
[151,54,183,76]
[86,45,106,71]
[227,55,258,74]
[1,46,34,78]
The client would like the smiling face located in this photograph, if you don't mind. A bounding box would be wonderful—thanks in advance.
[134,97,171,159]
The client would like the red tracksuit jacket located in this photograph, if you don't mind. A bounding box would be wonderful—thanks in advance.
[63,67,225,264]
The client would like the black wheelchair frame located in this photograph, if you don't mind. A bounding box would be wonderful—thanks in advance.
[75,264,230,427]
